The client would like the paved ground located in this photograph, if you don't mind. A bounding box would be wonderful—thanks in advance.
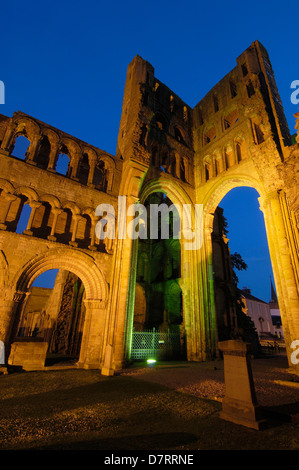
[0,354,298,451]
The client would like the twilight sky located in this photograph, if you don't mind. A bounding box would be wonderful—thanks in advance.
[1,0,298,302]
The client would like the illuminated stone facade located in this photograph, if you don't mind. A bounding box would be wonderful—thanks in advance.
[0,40,298,373]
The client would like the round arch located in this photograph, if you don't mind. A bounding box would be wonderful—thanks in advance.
[139,176,193,207]
[13,248,108,302]
[202,173,265,229]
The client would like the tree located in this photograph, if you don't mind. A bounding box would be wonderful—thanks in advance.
[230,251,248,285]
[230,251,261,356]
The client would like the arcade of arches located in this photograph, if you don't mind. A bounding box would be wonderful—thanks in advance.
[0,40,298,374]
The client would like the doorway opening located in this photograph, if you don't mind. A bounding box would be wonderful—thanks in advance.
[212,187,282,350]
[132,192,185,361]
[14,268,87,366]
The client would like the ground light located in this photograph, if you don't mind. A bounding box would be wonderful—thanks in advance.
[146,359,157,366]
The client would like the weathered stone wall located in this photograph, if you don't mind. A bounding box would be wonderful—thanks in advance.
[0,40,298,374]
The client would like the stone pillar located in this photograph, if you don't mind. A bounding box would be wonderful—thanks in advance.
[26,135,41,165]
[104,194,138,371]
[77,299,107,369]
[88,218,97,251]
[87,159,96,187]
[1,120,15,153]
[47,208,62,241]
[71,152,80,180]
[219,340,266,430]
[260,191,299,375]
[69,214,80,247]
[204,225,218,358]
[23,201,41,235]
[0,291,27,362]
[0,192,17,230]
[47,145,59,172]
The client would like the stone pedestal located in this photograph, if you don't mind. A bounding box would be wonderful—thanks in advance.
[8,340,48,371]
[219,340,266,430]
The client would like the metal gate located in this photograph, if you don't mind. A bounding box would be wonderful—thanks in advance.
[130,328,182,361]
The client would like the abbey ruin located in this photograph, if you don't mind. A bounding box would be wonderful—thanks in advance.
[0,40,298,374]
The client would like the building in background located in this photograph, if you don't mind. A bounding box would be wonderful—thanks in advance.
[269,280,284,339]
[241,287,275,338]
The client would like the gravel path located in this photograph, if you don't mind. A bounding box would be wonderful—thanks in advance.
[120,355,299,408]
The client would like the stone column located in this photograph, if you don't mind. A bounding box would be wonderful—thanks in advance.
[47,145,59,172]
[104,194,138,371]
[87,159,96,187]
[1,120,15,153]
[0,291,27,362]
[26,135,41,165]
[23,201,41,235]
[71,152,80,180]
[88,218,97,251]
[77,299,107,369]
[204,225,218,357]
[47,207,62,241]
[69,215,80,247]
[0,192,17,230]
[260,190,299,374]
[102,159,149,373]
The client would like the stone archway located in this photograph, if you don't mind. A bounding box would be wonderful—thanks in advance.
[200,173,299,372]
[6,248,109,370]
[123,176,204,363]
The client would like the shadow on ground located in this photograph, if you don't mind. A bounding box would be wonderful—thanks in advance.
[0,364,298,450]
[32,432,199,450]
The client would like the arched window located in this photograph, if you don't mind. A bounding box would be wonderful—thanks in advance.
[160,150,169,172]
[247,80,255,98]
[76,214,92,248]
[56,153,70,176]
[223,109,239,130]
[229,80,237,98]
[254,124,264,144]
[77,153,90,185]
[205,164,210,182]
[225,147,234,168]
[12,135,30,160]
[180,158,186,182]
[55,209,73,243]
[204,126,217,145]
[31,202,53,238]
[213,94,219,113]
[170,155,177,177]
[236,143,242,163]
[16,200,31,234]
[37,135,51,169]
[174,127,185,144]
[93,161,108,192]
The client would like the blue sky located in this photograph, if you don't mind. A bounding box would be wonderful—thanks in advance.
[1,0,298,301]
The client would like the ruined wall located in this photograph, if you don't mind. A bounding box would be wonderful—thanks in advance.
[0,112,118,368]
[0,40,298,373]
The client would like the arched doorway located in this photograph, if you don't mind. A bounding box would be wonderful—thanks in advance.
[14,268,87,366]
[202,173,298,369]
[211,186,279,355]
[119,176,202,364]
[131,191,185,361]
[7,249,108,370]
